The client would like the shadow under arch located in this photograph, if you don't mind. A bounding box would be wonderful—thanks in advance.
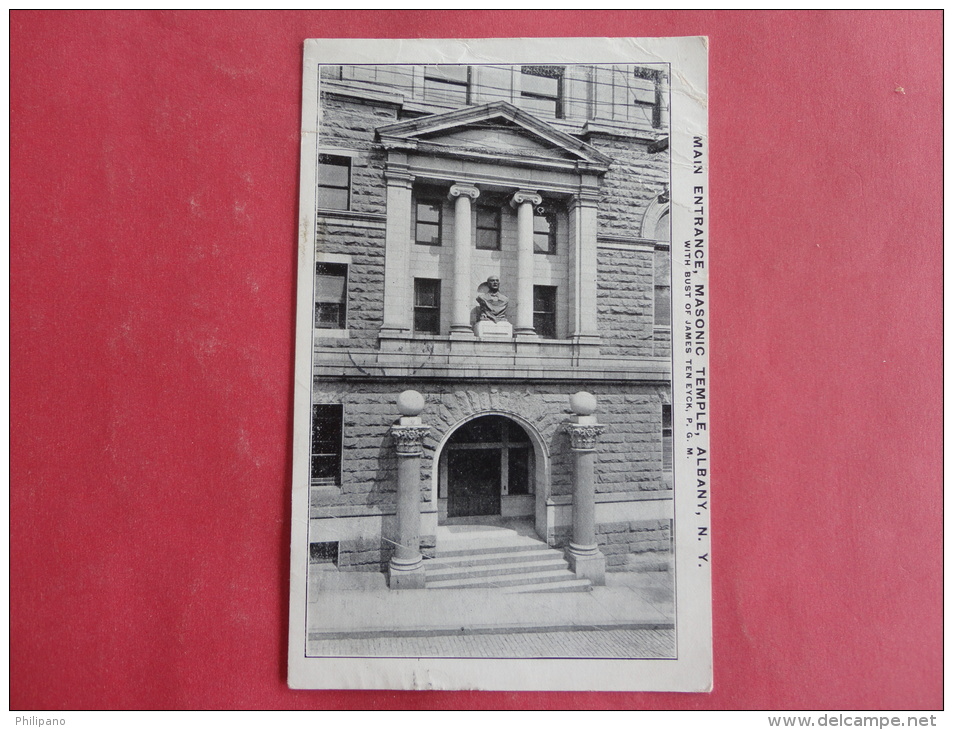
[430,409,552,543]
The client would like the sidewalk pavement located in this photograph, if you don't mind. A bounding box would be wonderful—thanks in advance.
[306,569,674,641]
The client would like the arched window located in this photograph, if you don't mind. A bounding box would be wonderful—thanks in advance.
[641,193,671,330]
[654,210,670,243]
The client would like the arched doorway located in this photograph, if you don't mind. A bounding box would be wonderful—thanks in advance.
[438,415,535,520]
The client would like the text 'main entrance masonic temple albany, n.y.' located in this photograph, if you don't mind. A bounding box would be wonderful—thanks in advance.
[289,37,710,692]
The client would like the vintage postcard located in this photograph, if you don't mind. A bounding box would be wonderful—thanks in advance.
[288,37,710,692]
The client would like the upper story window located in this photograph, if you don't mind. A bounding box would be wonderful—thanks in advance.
[415,198,443,246]
[654,249,671,328]
[423,65,470,106]
[317,154,351,211]
[662,404,673,472]
[533,204,557,254]
[533,286,557,339]
[476,206,501,250]
[315,262,348,329]
[311,404,343,486]
[520,66,563,118]
[632,67,663,129]
[413,278,441,334]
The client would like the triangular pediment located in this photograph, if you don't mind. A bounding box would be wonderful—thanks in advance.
[376,102,611,171]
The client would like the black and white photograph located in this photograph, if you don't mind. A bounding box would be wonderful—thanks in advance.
[289,37,710,692]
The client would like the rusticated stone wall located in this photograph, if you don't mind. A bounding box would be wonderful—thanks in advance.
[553,519,672,572]
[593,134,670,239]
[596,245,655,357]
[311,380,671,516]
[315,219,385,349]
[315,93,671,358]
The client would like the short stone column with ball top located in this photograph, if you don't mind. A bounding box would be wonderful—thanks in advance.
[388,390,430,589]
[563,391,607,586]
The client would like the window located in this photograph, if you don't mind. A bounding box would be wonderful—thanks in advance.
[521,66,563,118]
[415,199,442,246]
[309,541,339,566]
[654,250,671,328]
[423,65,469,106]
[633,68,663,129]
[662,404,673,472]
[413,278,441,334]
[317,154,351,210]
[476,206,501,250]
[311,404,343,486]
[654,210,670,243]
[533,286,557,339]
[533,205,557,254]
[314,262,348,329]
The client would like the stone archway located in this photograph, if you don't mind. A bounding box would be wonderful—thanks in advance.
[431,410,550,540]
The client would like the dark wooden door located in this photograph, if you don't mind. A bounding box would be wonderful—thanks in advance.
[447,448,501,517]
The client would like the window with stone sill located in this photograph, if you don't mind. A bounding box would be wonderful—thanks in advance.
[632,67,664,129]
[654,248,671,328]
[662,404,673,472]
[413,278,441,335]
[521,65,564,119]
[475,205,501,251]
[533,285,557,339]
[317,154,351,211]
[414,198,443,246]
[533,204,558,254]
[314,262,348,330]
[311,404,343,486]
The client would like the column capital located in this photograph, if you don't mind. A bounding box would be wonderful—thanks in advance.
[391,424,430,456]
[448,183,480,201]
[563,422,605,451]
[510,190,542,208]
[571,188,601,208]
[384,170,414,189]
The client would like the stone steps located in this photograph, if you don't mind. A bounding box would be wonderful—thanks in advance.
[427,523,591,594]
[426,555,567,581]
[427,546,555,569]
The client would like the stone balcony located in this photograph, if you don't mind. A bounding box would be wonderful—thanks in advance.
[313,332,671,383]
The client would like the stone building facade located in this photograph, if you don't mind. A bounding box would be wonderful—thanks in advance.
[308,63,673,587]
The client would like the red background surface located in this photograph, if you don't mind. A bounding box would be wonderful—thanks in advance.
[10,11,942,710]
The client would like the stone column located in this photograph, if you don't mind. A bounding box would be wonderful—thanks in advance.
[380,159,414,337]
[568,184,601,348]
[510,190,542,337]
[388,390,430,589]
[448,184,480,335]
[563,391,606,585]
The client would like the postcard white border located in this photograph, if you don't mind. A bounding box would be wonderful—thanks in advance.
[289,36,710,692]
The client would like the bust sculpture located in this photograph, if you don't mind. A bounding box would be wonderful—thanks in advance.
[476,276,509,323]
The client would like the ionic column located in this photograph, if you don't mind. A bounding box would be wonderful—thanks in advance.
[449,184,480,335]
[563,391,606,585]
[510,190,542,337]
[388,390,430,589]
